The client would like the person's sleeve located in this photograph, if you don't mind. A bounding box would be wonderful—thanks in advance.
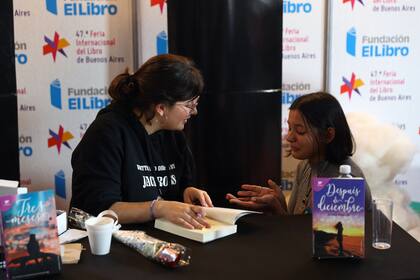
[71,119,124,216]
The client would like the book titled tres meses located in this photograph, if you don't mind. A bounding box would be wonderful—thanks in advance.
[0,190,62,279]
[312,177,365,259]
[155,207,261,243]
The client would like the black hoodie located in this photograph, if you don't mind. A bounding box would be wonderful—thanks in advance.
[70,102,194,216]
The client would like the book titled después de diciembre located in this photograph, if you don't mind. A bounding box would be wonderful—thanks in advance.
[312,177,365,259]
[0,190,62,279]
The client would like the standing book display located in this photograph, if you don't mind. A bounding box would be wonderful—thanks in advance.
[312,177,365,259]
[0,190,62,279]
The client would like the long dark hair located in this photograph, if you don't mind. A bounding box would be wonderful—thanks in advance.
[289,92,355,164]
[108,54,204,123]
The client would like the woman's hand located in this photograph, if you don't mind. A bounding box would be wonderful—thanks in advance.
[226,179,287,215]
[154,200,210,229]
[236,179,280,199]
[183,187,214,207]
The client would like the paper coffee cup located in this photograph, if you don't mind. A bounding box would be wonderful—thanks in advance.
[85,216,115,255]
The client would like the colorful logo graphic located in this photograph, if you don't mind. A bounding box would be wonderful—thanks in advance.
[19,146,33,157]
[283,0,312,14]
[15,53,28,65]
[282,92,302,105]
[15,42,28,65]
[50,80,112,110]
[345,28,410,58]
[156,31,168,55]
[46,0,58,15]
[48,125,74,154]
[55,170,66,199]
[340,73,364,99]
[346,27,356,56]
[151,0,166,13]
[50,79,62,109]
[19,135,33,157]
[343,0,364,10]
[362,41,409,57]
[46,0,117,16]
[43,32,70,62]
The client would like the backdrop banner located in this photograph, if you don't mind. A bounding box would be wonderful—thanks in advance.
[14,0,134,209]
[281,0,326,192]
[13,0,420,214]
[327,0,420,209]
[137,0,168,64]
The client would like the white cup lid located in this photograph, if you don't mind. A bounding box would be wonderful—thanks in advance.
[85,216,114,228]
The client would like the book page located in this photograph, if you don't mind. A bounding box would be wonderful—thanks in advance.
[204,207,261,225]
[155,217,237,243]
[0,179,19,188]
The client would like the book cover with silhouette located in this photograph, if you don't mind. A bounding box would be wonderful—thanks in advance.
[312,177,365,259]
[0,190,62,279]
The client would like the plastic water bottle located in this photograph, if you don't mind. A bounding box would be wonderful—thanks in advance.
[339,165,352,178]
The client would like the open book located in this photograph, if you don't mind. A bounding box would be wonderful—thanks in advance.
[154,207,261,243]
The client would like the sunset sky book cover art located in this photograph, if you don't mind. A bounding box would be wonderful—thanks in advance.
[0,190,61,278]
[312,177,365,259]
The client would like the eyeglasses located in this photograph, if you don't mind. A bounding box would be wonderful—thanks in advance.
[176,98,199,112]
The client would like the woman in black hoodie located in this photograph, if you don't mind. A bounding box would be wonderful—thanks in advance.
[71,54,212,229]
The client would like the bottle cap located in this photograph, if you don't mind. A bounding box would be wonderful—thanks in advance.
[339,165,351,175]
